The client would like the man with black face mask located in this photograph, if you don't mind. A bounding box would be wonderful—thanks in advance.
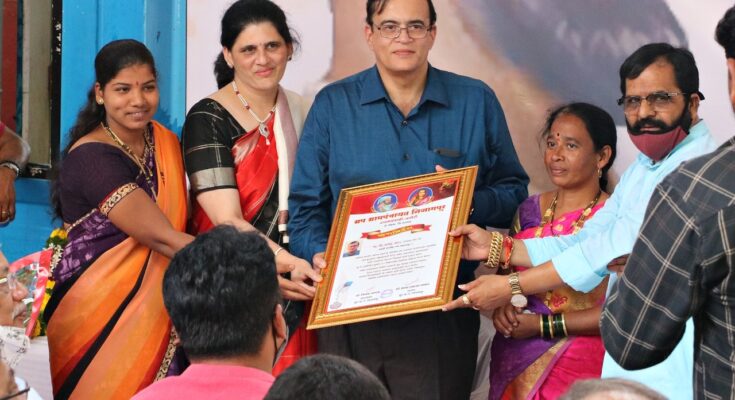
[443,43,718,397]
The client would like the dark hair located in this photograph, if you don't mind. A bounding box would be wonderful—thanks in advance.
[163,226,280,359]
[559,378,666,400]
[716,6,735,59]
[542,102,617,191]
[366,0,437,26]
[619,43,702,100]
[214,0,299,89]
[50,39,157,219]
[264,354,391,400]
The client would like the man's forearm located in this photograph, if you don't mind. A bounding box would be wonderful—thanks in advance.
[0,131,30,168]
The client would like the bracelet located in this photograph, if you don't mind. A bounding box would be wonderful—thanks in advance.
[552,314,567,338]
[0,161,19,178]
[273,247,285,258]
[484,231,504,268]
[501,236,514,270]
[538,314,544,338]
[541,314,551,339]
[560,313,568,337]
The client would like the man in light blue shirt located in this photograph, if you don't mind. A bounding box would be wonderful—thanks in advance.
[444,43,717,397]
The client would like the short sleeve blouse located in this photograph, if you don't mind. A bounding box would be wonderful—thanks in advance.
[58,143,140,223]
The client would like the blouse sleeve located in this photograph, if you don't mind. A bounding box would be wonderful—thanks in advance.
[60,144,141,220]
[181,100,238,195]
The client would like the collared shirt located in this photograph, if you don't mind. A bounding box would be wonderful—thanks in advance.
[289,65,528,281]
[132,363,274,400]
[601,137,735,400]
[523,121,717,397]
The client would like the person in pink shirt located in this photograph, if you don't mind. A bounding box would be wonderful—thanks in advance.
[133,226,288,400]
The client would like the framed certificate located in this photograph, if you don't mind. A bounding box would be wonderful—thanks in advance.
[307,166,477,329]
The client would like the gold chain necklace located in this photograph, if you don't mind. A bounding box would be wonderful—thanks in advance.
[535,190,601,237]
[535,189,601,308]
[231,81,276,142]
[101,122,157,201]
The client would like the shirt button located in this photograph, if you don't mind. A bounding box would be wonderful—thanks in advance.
[403,153,410,160]
[401,120,408,126]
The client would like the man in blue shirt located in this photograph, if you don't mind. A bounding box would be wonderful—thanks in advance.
[288,0,528,398]
[444,43,717,397]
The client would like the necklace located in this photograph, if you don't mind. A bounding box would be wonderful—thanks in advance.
[535,189,601,309]
[535,189,602,237]
[101,122,157,201]
[231,81,276,142]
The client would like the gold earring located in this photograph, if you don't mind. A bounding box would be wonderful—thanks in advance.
[597,169,602,178]
[96,98,104,105]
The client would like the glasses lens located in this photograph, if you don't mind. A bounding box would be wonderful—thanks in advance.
[378,23,399,38]
[620,96,641,112]
[407,24,428,38]
[649,92,676,110]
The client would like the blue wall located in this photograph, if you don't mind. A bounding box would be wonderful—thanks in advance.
[0,0,186,262]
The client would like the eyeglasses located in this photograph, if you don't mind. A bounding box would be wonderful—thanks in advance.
[0,274,18,294]
[374,22,433,39]
[617,91,687,115]
[0,378,29,400]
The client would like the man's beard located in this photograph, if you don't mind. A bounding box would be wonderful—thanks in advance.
[627,103,693,135]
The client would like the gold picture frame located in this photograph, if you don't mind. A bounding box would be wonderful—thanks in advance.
[307,166,477,329]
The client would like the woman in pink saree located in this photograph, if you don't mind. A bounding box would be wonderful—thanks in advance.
[489,103,617,399]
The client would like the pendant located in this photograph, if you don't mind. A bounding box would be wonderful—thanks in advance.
[259,123,270,144]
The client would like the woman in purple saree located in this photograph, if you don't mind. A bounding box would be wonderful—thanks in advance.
[489,103,617,399]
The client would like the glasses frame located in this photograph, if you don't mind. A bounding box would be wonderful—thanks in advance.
[373,22,433,39]
[617,91,688,115]
[0,274,17,293]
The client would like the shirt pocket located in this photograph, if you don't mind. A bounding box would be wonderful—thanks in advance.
[432,147,465,170]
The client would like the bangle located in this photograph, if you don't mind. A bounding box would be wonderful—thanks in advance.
[538,314,544,338]
[501,236,514,270]
[273,247,285,258]
[484,231,504,268]
[552,314,567,338]
[0,161,19,178]
[541,314,551,339]
[560,313,568,337]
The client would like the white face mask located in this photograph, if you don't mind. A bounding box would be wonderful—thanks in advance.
[0,326,30,368]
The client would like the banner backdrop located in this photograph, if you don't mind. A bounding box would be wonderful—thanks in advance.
[187,0,735,193]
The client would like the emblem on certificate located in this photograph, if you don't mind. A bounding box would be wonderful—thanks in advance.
[307,166,477,329]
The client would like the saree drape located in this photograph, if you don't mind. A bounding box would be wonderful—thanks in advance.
[47,121,187,399]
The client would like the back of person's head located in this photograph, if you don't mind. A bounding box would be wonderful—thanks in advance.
[560,378,666,400]
[163,226,280,359]
[264,354,390,400]
[619,43,701,99]
[716,5,735,59]
[214,0,299,88]
[365,0,437,26]
[542,102,617,191]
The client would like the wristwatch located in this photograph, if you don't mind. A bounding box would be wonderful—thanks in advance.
[508,272,527,308]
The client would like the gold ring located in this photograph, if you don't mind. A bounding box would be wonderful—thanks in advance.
[461,294,471,305]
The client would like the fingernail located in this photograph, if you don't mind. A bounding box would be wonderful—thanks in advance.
[441,307,447,312]
[458,284,467,290]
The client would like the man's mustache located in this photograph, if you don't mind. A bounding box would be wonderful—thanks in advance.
[630,117,669,134]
